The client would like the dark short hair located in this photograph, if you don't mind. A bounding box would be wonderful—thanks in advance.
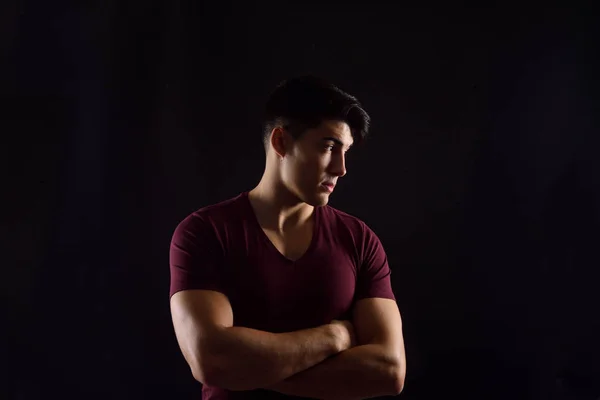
[263,76,370,149]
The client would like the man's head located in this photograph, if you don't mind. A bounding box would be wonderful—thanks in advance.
[262,76,370,207]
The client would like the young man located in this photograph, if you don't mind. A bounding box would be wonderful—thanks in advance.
[169,76,406,399]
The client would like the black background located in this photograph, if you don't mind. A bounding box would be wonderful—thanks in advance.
[3,2,599,399]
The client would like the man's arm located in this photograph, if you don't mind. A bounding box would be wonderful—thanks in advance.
[266,297,407,400]
[170,289,354,391]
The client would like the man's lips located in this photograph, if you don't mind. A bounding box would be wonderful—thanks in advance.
[322,182,335,192]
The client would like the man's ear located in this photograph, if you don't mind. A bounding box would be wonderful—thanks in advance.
[269,127,290,159]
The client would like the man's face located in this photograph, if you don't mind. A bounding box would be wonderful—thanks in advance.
[281,120,354,207]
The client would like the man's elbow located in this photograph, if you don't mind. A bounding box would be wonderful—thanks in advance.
[189,356,224,388]
[189,356,213,386]
[191,365,208,385]
[391,370,405,395]
[389,359,406,395]
[190,359,259,391]
[191,362,229,389]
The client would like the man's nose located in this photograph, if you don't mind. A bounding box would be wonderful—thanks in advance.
[330,155,347,177]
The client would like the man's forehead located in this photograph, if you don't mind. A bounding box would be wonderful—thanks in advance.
[316,121,353,146]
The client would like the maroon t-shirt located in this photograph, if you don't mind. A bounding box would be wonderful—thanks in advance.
[169,191,396,399]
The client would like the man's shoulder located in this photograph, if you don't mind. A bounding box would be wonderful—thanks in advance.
[322,204,369,232]
[175,192,249,233]
[195,192,247,217]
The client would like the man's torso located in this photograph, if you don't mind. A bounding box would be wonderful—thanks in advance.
[172,191,377,399]
[206,191,363,333]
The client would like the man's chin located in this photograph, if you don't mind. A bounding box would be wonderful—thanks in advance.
[306,192,330,207]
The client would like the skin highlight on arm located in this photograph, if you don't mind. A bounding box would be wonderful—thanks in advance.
[170,290,355,391]
[266,298,406,400]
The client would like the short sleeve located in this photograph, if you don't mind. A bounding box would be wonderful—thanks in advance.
[355,223,396,301]
[169,214,226,298]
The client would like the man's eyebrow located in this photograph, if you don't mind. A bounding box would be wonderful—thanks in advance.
[322,137,353,149]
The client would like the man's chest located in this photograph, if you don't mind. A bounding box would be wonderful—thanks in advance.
[224,242,359,332]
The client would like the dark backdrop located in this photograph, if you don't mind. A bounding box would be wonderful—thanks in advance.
[3,3,599,400]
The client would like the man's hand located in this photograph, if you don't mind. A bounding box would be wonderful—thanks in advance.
[330,320,357,351]
[170,290,349,391]
[266,298,406,399]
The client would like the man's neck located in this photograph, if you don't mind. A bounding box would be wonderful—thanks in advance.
[248,181,314,233]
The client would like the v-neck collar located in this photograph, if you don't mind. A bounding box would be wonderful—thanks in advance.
[242,191,320,264]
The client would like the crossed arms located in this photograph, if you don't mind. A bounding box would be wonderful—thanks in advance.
[170,290,406,400]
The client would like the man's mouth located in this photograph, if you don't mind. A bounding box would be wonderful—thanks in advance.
[321,182,335,192]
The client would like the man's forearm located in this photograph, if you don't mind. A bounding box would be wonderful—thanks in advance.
[266,344,404,400]
[202,324,343,391]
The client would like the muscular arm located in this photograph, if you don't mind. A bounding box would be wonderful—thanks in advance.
[170,290,352,391]
[266,298,407,400]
